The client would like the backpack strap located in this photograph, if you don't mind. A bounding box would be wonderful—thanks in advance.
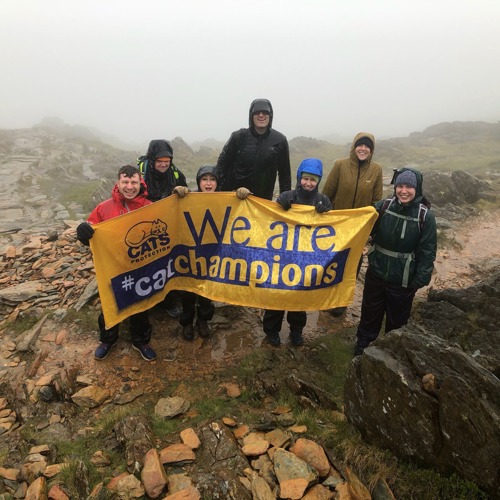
[137,156,148,176]
[371,244,414,287]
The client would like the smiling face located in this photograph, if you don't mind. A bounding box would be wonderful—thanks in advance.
[252,111,270,134]
[154,157,172,173]
[199,174,217,192]
[300,174,319,192]
[395,184,416,204]
[117,173,141,199]
[355,144,371,162]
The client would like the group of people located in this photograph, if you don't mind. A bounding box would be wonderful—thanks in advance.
[76,98,437,361]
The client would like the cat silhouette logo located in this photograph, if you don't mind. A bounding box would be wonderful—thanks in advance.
[125,219,170,261]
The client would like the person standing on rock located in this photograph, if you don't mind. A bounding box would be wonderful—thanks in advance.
[172,165,250,341]
[216,98,291,200]
[322,132,384,317]
[354,167,437,356]
[76,165,157,362]
[138,139,188,318]
[263,158,332,347]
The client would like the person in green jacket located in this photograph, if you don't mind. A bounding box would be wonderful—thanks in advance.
[354,167,437,356]
[322,132,384,316]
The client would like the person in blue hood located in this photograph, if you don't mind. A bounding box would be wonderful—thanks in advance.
[354,167,437,356]
[263,158,332,347]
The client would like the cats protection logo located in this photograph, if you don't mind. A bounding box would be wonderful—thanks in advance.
[124,219,171,263]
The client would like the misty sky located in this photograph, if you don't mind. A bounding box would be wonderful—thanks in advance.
[1,0,499,147]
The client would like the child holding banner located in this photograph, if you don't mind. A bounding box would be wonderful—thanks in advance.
[172,165,250,341]
[263,158,332,346]
[76,165,157,362]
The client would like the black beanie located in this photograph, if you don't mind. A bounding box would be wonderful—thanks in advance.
[354,137,374,150]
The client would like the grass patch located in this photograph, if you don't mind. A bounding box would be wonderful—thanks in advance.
[393,464,489,500]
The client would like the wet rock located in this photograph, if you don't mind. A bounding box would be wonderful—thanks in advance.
[290,438,330,478]
[286,374,338,410]
[71,385,110,408]
[25,476,47,500]
[141,449,168,498]
[180,428,201,450]
[344,329,500,497]
[114,474,145,499]
[164,485,201,499]
[155,396,190,419]
[273,448,318,498]
[114,415,155,473]
[159,444,195,465]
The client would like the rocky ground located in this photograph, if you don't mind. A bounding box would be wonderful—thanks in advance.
[1,129,499,498]
[0,207,499,498]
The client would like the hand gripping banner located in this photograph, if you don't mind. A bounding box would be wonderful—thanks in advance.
[89,193,378,328]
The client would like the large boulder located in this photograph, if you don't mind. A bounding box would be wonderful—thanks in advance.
[344,328,500,497]
[423,170,494,207]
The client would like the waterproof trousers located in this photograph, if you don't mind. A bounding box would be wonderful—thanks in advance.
[356,269,416,349]
[179,292,215,326]
[98,311,151,345]
[263,309,307,335]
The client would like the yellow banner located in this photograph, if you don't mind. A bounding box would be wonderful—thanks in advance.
[89,193,377,328]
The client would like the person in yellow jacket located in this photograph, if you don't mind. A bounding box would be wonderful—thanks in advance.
[322,132,383,316]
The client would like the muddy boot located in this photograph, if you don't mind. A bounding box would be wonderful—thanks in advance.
[354,343,364,356]
[197,319,210,338]
[290,330,304,346]
[328,306,347,317]
[265,332,281,347]
[182,323,195,341]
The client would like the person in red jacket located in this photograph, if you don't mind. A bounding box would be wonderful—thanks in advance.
[76,165,156,361]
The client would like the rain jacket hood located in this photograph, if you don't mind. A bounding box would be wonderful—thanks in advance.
[248,98,274,134]
[296,158,323,184]
[146,139,174,160]
[350,132,375,165]
[196,165,220,191]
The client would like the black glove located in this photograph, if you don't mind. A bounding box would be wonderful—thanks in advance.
[277,198,291,211]
[76,222,94,246]
[315,201,330,213]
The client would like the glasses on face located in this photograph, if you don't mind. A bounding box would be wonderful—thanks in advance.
[253,111,270,116]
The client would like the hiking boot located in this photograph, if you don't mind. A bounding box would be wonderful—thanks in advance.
[94,341,118,360]
[166,304,182,318]
[354,344,365,357]
[328,307,347,317]
[182,323,195,341]
[290,331,304,346]
[132,343,157,361]
[197,320,210,338]
[265,332,281,347]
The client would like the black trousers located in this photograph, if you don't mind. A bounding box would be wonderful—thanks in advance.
[263,309,307,335]
[98,311,151,345]
[356,269,416,349]
[179,292,214,326]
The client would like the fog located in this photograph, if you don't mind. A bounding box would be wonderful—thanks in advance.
[1,0,499,147]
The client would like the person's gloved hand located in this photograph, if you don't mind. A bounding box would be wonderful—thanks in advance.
[315,201,330,213]
[76,222,94,246]
[277,198,291,211]
[173,186,189,198]
[236,187,251,200]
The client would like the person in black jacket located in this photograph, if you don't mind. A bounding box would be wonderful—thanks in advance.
[216,98,291,200]
[139,139,188,202]
[263,158,332,346]
[138,139,188,317]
